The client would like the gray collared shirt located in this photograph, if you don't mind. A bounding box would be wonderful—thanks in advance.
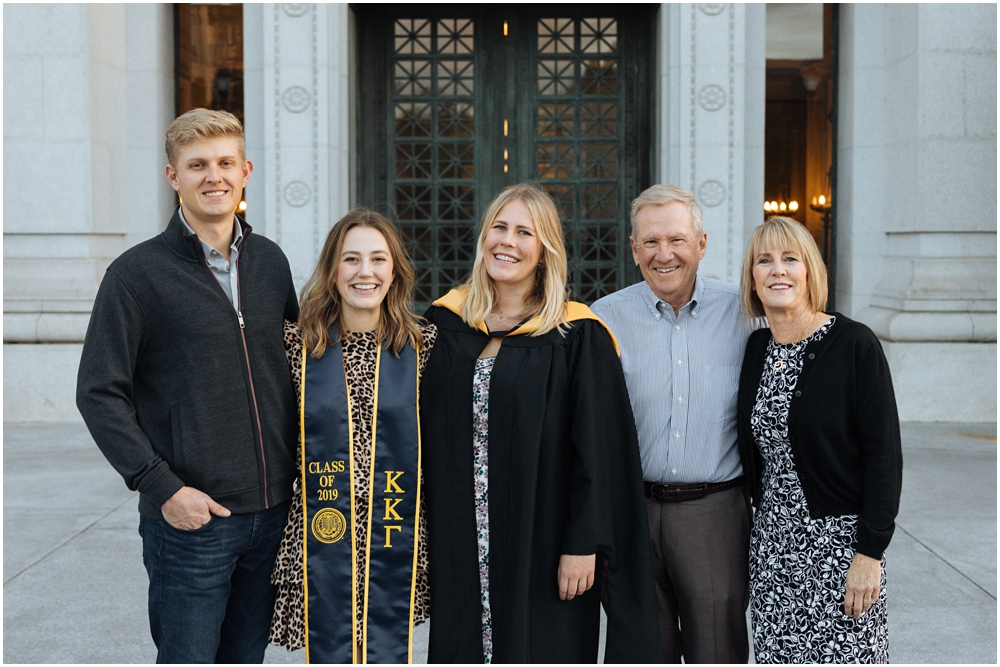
[591,277,754,484]
[179,210,242,312]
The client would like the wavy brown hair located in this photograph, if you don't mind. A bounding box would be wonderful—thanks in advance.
[299,208,421,357]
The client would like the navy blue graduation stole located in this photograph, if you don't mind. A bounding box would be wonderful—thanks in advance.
[301,331,421,664]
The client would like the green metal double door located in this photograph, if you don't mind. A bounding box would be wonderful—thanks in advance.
[356,6,655,309]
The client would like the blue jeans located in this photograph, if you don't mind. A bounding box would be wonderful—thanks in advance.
[139,500,290,664]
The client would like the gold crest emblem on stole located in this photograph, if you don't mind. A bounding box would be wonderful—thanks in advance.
[311,507,347,544]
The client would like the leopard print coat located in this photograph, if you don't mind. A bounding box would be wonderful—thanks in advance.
[269,321,437,651]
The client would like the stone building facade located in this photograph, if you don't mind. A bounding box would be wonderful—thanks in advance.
[3,4,995,422]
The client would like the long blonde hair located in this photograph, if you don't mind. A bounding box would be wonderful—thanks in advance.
[461,182,569,336]
[299,208,421,356]
[740,216,829,318]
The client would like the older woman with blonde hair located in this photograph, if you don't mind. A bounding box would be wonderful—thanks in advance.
[737,216,902,663]
[421,182,660,663]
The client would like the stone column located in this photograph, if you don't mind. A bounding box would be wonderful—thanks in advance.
[658,3,766,284]
[243,3,353,292]
[840,4,997,421]
[3,4,174,420]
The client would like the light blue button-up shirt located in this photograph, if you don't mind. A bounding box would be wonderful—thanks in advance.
[179,210,243,311]
[591,276,754,484]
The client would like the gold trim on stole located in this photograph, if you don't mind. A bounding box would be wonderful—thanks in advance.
[407,342,422,663]
[360,343,382,663]
[347,360,359,664]
[300,347,310,662]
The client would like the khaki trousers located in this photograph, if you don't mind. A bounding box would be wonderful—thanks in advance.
[645,484,751,663]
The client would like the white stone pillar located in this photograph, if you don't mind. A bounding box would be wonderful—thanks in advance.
[243,3,353,292]
[840,4,997,421]
[3,4,174,421]
[658,3,766,284]
[832,3,887,318]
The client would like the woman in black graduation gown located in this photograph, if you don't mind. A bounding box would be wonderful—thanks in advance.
[421,182,661,663]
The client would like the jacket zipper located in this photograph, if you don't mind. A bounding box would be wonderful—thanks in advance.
[199,236,271,509]
[234,254,271,509]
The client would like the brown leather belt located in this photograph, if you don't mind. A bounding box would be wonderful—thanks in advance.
[643,476,745,503]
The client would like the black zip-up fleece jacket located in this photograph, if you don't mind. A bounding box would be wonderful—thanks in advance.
[737,313,903,559]
[77,209,299,520]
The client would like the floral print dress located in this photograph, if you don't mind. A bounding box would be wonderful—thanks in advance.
[472,356,496,663]
[749,316,889,663]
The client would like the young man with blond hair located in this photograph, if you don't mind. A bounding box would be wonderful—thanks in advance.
[77,109,299,663]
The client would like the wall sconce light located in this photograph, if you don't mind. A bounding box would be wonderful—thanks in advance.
[810,194,833,264]
[763,199,799,214]
[809,194,830,212]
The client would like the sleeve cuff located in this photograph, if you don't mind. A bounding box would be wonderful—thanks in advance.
[139,464,186,509]
[855,519,895,560]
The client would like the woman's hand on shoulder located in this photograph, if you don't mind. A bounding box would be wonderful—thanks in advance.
[843,552,881,620]
[557,553,596,601]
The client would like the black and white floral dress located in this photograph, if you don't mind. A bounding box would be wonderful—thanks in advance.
[472,356,496,663]
[749,317,889,663]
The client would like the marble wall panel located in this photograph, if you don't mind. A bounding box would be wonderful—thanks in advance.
[884,342,997,422]
[43,55,94,143]
[834,8,889,318]
[244,3,351,291]
[2,4,90,57]
[919,3,997,53]
[917,51,968,139]
[965,54,998,138]
[3,3,174,346]
[658,3,765,284]
[916,139,996,233]
[840,4,996,420]
[3,143,95,234]
[4,55,45,141]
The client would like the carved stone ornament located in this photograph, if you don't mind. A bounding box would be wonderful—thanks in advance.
[283,181,312,207]
[282,86,312,113]
[697,180,726,207]
[699,4,727,16]
[698,84,726,111]
[282,4,310,17]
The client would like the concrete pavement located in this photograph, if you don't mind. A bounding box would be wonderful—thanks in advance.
[3,421,996,663]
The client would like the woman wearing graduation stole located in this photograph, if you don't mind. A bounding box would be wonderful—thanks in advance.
[421,183,661,663]
[269,208,435,663]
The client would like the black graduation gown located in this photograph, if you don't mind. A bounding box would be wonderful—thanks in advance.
[421,299,661,663]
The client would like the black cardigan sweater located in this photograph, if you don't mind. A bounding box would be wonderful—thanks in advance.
[737,313,903,559]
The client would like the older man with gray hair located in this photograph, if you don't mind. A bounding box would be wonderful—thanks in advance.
[591,185,753,663]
